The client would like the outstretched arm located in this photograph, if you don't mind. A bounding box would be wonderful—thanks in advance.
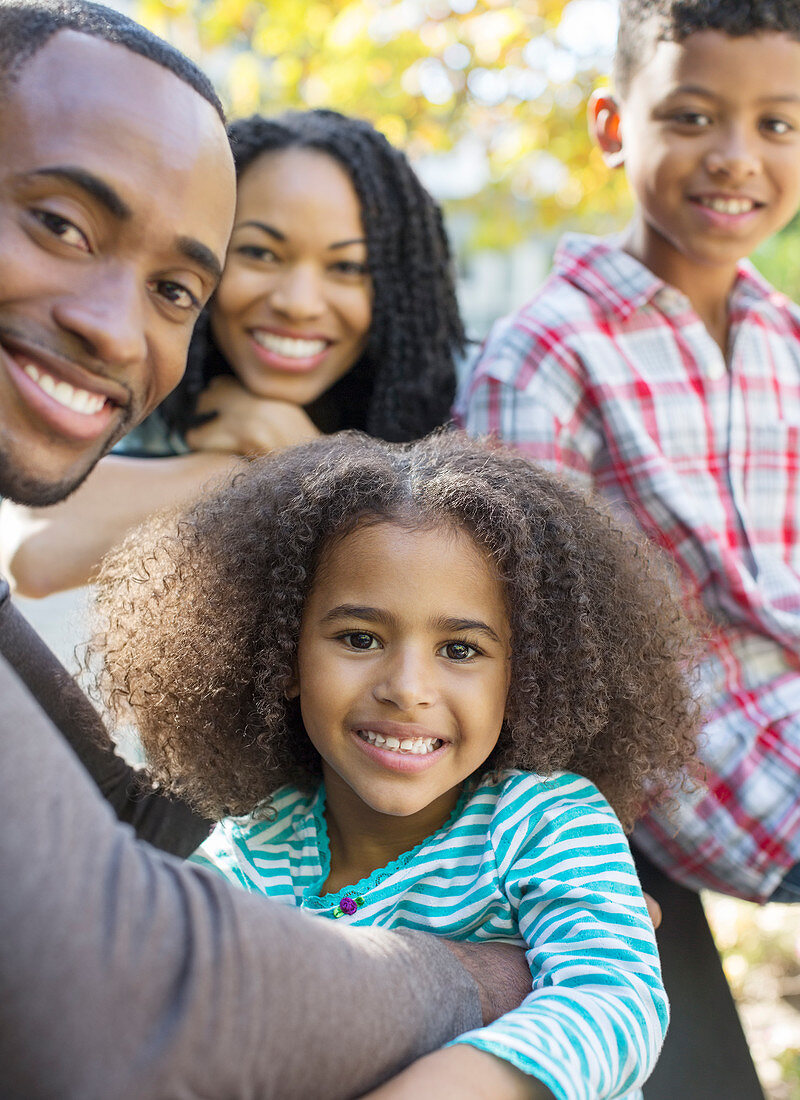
[1,652,482,1099]
[0,451,241,596]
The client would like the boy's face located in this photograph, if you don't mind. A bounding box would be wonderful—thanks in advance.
[591,30,800,292]
[294,521,511,837]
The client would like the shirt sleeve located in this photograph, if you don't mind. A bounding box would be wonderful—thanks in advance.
[450,773,667,1100]
[454,315,604,495]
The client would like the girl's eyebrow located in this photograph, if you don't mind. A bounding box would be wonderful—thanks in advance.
[318,605,503,643]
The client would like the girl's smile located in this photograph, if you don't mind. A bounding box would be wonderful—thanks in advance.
[293,520,512,861]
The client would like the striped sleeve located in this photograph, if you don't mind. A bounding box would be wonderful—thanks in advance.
[450,773,667,1100]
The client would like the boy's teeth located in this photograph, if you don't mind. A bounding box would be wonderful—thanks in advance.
[358,729,442,754]
[252,331,328,358]
[698,197,755,215]
[22,363,106,415]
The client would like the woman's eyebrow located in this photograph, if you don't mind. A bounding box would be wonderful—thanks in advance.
[328,238,367,250]
[236,220,285,240]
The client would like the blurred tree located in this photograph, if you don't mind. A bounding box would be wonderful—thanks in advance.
[135,0,630,248]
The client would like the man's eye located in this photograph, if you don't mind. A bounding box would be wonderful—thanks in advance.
[33,210,90,251]
[441,641,478,661]
[343,631,378,650]
[151,280,199,311]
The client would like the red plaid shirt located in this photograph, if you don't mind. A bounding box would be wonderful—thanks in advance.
[455,233,800,903]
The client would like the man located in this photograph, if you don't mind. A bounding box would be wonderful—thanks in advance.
[0,5,526,1097]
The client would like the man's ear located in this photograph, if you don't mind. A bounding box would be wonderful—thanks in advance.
[588,89,624,169]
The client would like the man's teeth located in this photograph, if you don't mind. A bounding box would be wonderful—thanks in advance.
[698,197,755,215]
[23,363,106,415]
[252,331,328,358]
[358,730,442,755]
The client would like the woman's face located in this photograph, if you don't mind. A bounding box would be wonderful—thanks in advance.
[210,147,373,407]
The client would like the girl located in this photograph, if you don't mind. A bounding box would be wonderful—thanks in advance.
[2,108,465,595]
[88,432,699,1100]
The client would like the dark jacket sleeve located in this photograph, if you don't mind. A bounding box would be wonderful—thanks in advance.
[0,652,481,1099]
[0,577,211,855]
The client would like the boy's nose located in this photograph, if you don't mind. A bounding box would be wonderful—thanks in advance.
[704,128,760,182]
[373,650,437,711]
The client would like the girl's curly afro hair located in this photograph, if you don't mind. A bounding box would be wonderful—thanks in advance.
[88,431,700,831]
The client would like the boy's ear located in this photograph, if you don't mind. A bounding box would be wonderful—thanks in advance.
[588,89,624,169]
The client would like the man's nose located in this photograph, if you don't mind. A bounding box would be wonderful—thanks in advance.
[52,264,147,367]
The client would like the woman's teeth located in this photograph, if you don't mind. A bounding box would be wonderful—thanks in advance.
[358,730,442,755]
[252,331,328,358]
[22,363,106,415]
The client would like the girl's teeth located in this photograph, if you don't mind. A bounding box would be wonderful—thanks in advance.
[358,730,442,754]
[252,331,328,358]
[22,363,106,415]
[699,197,754,215]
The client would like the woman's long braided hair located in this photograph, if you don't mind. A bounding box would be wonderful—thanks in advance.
[160,109,466,443]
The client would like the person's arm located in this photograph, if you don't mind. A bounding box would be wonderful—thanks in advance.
[185,374,321,454]
[365,774,668,1100]
[0,651,484,1099]
[0,451,242,596]
[0,576,212,854]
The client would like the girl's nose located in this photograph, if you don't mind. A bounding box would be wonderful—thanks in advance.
[269,264,325,321]
[373,650,437,711]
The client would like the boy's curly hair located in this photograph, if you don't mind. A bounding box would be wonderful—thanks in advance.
[88,432,700,831]
[615,0,800,95]
[160,109,465,444]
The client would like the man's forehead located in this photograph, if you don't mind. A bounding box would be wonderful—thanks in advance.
[0,29,235,263]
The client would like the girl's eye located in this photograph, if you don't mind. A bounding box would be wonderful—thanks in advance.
[342,631,379,651]
[33,209,90,252]
[440,641,479,661]
[148,279,199,312]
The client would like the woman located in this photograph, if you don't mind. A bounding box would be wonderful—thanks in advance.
[1,109,465,595]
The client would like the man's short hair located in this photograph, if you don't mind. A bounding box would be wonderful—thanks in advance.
[614,0,800,95]
[0,0,224,119]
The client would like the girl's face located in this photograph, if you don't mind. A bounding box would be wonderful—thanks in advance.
[209,147,373,407]
[294,521,512,833]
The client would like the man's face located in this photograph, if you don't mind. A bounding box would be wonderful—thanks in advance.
[0,31,235,505]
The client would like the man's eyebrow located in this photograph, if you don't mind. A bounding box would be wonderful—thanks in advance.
[176,236,223,284]
[28,166,131,220]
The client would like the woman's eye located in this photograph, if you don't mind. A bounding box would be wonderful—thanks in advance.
[33,210,90,251]
[237,244,279,262]
[331,260,368,277]
[343,631,378,651]
[441,641,478,661]
[149,280,199,311]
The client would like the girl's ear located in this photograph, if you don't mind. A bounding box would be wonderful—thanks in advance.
[285,668,300,701]
[588,89,624,169]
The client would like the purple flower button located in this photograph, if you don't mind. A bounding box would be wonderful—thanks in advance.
[340,896,358,916]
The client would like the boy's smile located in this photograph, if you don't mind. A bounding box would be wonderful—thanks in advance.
[294,521,511,862]
[593,30,800,308]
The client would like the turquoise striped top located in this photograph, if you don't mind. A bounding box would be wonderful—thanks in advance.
[191,770,666,1100]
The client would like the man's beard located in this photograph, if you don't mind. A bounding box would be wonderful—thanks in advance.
[0,452,95,506]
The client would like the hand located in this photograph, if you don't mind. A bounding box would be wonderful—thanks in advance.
[441,940,531,1025]
[644,892,662,929]
[185,375,321,456]
[358,1046,552,1099]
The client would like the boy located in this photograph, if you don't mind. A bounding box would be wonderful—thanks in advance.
[456,0,800,908]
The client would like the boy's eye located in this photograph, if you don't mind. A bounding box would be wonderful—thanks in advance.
[440,641,479,661]
[672,111,712,128]
[33,209,90,252]
[762,117,794,136]
[342,631,379,651]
